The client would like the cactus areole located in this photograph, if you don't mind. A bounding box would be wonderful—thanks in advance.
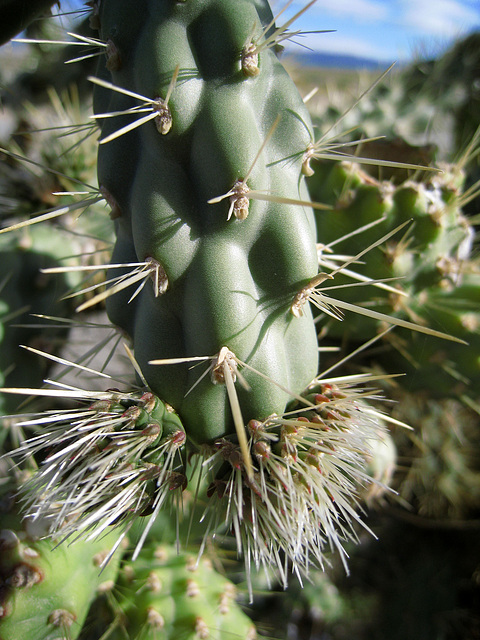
[93,0,319,445]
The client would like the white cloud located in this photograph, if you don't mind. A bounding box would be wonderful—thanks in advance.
[399,0,480,35]
[308,0,389,22]
[298,32,390,60]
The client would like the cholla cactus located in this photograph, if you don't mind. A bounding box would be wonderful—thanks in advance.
[2,1,476,638]
[306,152,479,398]
[89,0,321,448]
[1,0,406,584]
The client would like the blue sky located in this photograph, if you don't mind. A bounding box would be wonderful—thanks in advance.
[281,0,480,62]
[65,0,480,63]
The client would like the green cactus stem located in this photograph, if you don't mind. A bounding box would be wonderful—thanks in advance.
[91,0,319,447]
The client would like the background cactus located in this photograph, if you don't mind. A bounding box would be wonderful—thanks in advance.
[0,445,123,640]
[104,544,258,640]
[306,154,479,393]
[0,0,59,46]
[0,226,78,412]
[1,1,480,639]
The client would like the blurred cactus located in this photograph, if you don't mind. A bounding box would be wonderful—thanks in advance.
[391,391,480,520]
[306,31,480,165]
[0,225,80,412]
[0,0,59,46]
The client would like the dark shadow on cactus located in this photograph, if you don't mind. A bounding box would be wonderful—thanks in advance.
[188,9,239,81]
[0,249,72,414]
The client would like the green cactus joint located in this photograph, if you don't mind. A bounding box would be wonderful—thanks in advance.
[107,544,258,640]
[0,463,123,640]
[306,158,476,394]
[92,0,320,448]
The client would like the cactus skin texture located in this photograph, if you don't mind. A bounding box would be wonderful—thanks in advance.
[92,0,319,445]
[106,544,257,640]
[0,465,123,640]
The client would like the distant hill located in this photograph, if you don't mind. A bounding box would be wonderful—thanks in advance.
[285,50,396,70]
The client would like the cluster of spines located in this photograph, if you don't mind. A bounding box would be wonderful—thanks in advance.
[198,379,393,595]
[10,390,187,551]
